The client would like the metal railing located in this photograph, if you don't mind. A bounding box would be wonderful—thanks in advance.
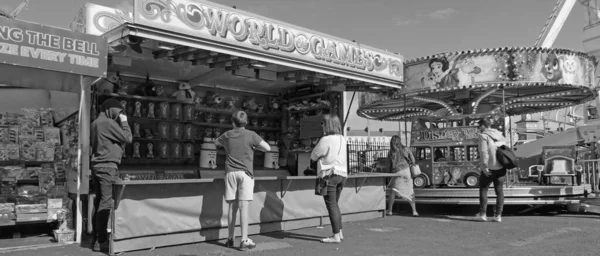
[347,140,390,175]
[578,159,600,192]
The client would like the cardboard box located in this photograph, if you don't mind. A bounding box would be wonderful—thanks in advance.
[47,198,62,209]
[0,143,7,161]
[47,208,61,220]
[16,212,46,222]
[15,204,47,214]
[6,143,19,160]
[44,128,60,145]
[0,212,15,223]
[35,142,55,162]
[19,137,37,161]
[0,127,8,143]
[0,203,15,213]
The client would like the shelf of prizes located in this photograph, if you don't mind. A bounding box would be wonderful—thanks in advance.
[95,82,342,180]
[0,109,78,238]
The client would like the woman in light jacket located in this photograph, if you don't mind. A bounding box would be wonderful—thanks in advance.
[311,114,347,243]
[387,135,419,217]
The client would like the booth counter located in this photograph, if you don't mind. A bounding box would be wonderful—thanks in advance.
[109,173,397,253]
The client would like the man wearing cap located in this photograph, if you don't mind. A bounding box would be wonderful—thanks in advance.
[90,98,132,252]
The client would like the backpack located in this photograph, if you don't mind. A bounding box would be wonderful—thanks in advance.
[496,144,518,169]
[485,135,518,169]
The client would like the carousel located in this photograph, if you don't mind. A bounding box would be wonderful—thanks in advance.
[357,47,598,204]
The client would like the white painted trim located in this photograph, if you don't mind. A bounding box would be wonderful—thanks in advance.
[106,24,403,90]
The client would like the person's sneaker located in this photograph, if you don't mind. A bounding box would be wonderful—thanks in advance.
[91,241,100,252]
[321,236,341,243]
[492,215,502,223]
[225,238,234,248]
[475,213,487,222]
[239,238,256,250]
[89,236,99,252]
[339,230,344,240]
[98,242,110,253]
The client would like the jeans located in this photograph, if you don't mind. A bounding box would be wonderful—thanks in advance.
[479,168,507,216]
[91,167,117,244]
[323,174,347,234]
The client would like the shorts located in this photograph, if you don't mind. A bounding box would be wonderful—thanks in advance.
[225,171,254,201]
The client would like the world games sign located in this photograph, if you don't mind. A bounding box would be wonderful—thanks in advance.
[0,17,107,77]
[133,0,403,81]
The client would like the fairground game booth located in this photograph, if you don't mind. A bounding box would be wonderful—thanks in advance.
[73,0,404,254]
[0,17,108,246]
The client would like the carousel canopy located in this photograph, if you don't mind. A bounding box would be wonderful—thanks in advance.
[358,47,598,121]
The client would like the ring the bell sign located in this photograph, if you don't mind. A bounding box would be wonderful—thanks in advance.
[133,0,403,81]
[0,17,107,77]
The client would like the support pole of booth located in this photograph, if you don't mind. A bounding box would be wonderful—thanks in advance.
[76,76,97,243]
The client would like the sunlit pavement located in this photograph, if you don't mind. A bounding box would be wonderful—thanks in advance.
[1,204,599,256]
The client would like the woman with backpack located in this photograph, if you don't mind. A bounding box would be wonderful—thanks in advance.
[476,118,509,223]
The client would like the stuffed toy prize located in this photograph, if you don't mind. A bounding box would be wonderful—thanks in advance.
[172,82,196,103]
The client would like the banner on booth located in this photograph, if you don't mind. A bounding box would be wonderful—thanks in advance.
[132,0,403,82]
[0,17,107,77]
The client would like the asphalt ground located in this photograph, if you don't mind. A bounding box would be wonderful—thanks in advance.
[1,203,599,256]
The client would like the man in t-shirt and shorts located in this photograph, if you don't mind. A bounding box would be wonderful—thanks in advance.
[215,110,270,250]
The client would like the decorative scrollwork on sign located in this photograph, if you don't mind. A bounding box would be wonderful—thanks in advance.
[372,54,388,72]
[139,0,177,23]
[388,58,402,77]
[92,10,133,33]
[139,0,206,29]
[176,3,206,30]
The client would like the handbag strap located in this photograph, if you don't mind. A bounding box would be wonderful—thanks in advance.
[402,149,413,166]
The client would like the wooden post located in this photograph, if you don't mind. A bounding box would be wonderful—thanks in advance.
[75,76,95,243]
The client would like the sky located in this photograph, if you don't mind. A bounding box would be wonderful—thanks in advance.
[0,0,591,132]
[1,0,588,58]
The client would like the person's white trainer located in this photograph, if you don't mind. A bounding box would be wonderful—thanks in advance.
[492,215,502,223]
[239,238,256,250]
[475,213,488,222]
[321,236,341,243]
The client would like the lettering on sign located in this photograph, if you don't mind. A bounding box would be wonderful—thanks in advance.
[120,171,195,180]
[135,0,402,79]
[412,127,479,143]
[0,18,107,77]
[0,26,100,67]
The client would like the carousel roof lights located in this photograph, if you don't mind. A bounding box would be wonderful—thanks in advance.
[404,47,596,65]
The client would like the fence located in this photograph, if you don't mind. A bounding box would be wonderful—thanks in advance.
[347,139,390,175]
[579,159,600,193]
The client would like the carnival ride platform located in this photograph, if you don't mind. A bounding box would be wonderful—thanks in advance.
[410,184,589,207]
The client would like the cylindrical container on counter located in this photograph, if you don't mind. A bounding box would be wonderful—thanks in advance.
[199,137,217,169]
[263,141,279,169]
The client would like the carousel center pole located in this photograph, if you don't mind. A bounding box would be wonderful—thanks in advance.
[404,94,408,146]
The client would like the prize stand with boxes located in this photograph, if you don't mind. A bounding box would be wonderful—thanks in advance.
[0,16,108,246]
[0,110,77,240]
